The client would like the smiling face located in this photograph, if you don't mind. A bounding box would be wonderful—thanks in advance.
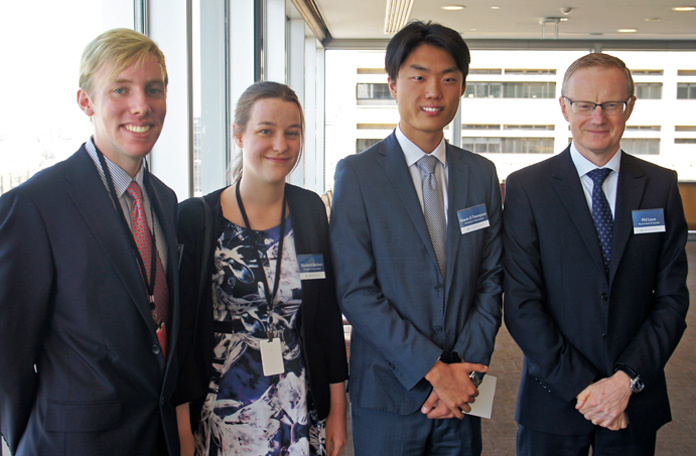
[388,43,466,152]
[77,53,167,177]
[234,98,302,187]
[560,65,635,166]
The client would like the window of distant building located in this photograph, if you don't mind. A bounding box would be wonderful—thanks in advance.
[356,83,394,103]
[635,83,662,99]
[677,83,696,99]
[464,82,556,99]
[621,138,660,155]
[462,137,554,154]
[356,138,382,153]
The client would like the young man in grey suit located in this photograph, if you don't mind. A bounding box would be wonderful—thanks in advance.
[0,29,180,455]
[330,20,503,455]
[503,53,689,456]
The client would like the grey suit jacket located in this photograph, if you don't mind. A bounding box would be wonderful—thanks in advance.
[0,145,180,455]
[330,132,503,414]
[503,147,689,440]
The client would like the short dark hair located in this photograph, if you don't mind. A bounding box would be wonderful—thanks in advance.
[385,20,470,81]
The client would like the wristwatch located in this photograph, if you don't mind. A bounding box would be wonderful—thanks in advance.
[615,365,644,393]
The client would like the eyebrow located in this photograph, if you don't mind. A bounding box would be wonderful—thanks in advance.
[256,121,302,129]
[409,64,460,74]
[112,78,165,86]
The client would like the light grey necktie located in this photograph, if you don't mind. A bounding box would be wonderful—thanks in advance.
[418,154,447,279]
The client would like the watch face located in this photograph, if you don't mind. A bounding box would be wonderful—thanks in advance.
[470,371,484,388]
[630,377,645,393]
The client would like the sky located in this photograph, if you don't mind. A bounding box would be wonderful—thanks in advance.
[0,1,132,172]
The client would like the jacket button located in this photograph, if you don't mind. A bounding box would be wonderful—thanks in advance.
[601,293,608,301]
[152,344,161,355]
[602,333,608,338]
[435,284,444,291]
[433,326,443,334]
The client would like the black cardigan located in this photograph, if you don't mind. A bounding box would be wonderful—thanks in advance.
[176,184,348,421]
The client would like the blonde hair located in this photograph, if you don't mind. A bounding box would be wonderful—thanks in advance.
[561,53,634,98]
[79,28,167,95]
[230,81,305,182]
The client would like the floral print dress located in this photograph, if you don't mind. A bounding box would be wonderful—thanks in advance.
[195,218,324,456]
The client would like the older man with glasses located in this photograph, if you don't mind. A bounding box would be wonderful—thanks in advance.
[502,53,689,456]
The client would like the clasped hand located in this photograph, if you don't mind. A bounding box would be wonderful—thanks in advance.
[575,371,632,430]
[421,360,487,419]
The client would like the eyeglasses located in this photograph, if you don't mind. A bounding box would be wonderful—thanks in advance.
[563,96,631,115]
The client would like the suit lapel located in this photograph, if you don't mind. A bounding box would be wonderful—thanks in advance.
[64,148,157,330]
[379,134,441,275]
[146,174,177,301]
[609,153,646,282]
[551,149,607,274]
[444,144,468,287]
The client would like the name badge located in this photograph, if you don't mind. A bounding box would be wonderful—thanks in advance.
[260,337,285,376]
[457,204,490,234]
[632,208,666,234]
[297,254,326,280]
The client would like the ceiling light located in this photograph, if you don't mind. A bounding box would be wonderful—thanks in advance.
[644,17,662,22]
[672,6,696,11]
[384,0,415,34]
[491,6,501,10]
[618,28,637,33]
[442,5,465,11]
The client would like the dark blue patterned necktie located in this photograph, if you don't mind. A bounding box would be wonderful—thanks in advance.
[587,168,613,273]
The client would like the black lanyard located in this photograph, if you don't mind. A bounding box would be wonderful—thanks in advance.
[235,179,287,340]
[96,148,158,308]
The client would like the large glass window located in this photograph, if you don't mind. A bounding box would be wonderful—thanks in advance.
[0,0,134,196]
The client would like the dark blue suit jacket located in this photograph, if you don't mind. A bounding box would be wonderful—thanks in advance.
[0,145,180,455]
[503,148,689,442]
[330,132,503,414]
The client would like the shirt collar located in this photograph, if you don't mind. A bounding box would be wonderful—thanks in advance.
[395,125,448,169]
[86,137,145,198]
[569,142,622,177]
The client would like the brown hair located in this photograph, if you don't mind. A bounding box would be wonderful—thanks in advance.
[230,81,305,182]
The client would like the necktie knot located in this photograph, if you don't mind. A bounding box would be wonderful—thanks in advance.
[126,181,143,202]
[418,154,438,175]
[587,168,612,186]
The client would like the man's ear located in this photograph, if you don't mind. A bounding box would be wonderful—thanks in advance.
[388,77,397,99]
[77,89,94,116]
[559,96,570,122]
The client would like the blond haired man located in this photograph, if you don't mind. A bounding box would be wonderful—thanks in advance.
[0,29,180,455]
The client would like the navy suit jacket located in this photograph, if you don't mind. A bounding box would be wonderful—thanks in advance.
[0,145,180,455]
[330,132,503,414]
[503,148,689,441]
